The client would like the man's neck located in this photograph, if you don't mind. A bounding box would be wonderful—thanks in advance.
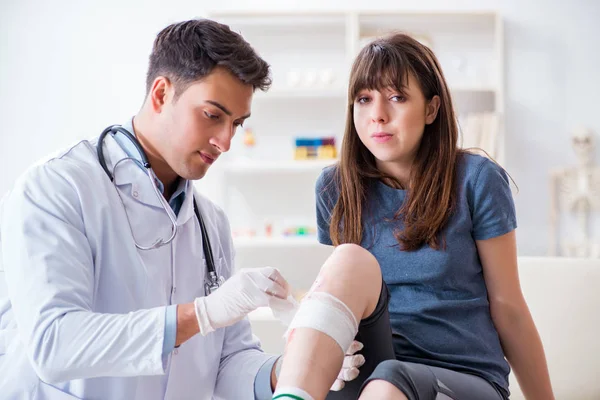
[132,113,179,200]
[163,178,181,202]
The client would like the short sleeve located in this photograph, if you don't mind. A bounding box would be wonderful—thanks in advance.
[471,159,517,240]
[315,167,338,246]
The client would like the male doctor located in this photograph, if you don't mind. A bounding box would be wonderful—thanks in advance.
[0,18,296,399]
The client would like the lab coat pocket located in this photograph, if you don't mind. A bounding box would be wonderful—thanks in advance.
[35,382,82,400]
[213,256,229,280]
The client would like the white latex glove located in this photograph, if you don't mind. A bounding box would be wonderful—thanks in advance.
[330,340,365,391]
[194,267,289,335]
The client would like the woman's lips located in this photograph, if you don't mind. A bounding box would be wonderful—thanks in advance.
[371,132,393,143]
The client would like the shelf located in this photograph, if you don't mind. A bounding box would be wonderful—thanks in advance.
[451,85,497,93]
[359,11,498,34]
[208,12,347,28]
[254,85,494,100]
[223,159,337,174]
[254,88,347,100]
[234,236,321,249]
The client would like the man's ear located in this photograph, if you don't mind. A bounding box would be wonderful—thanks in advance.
[149,76,174,113]
[425,95,441,125]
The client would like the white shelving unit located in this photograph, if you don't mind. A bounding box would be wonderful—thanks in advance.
[207,9,505,159]
[254,88,345,99]
[234,236,325,249]
[201,10,505,353]
[223,159,336,174]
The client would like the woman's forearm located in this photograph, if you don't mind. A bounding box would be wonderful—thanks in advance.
[492,301,555,400]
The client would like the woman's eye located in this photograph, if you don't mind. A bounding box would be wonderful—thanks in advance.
[356,96,370,104]
[205,111,219,120]
[391,95,405,102]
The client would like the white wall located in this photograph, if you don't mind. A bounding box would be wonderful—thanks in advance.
[1,0,599,256]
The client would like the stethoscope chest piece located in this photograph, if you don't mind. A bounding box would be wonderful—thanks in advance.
[205,271,226,295]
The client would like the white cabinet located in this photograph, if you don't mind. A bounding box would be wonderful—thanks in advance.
[197,11,505,349]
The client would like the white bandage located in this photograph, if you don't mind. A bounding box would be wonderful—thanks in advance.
[286,291,358,354]
[273,387,315,400]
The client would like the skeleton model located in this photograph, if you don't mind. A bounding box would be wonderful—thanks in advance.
[549,127,600,258]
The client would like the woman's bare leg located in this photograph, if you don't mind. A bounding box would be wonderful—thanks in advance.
[274,244,383,400]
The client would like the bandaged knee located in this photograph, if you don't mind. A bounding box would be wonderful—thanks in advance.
[286,291,358,353]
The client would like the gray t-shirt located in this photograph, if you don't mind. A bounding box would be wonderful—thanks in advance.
[315,153,516,397]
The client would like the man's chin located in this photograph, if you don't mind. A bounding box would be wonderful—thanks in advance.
[183,168,209,181]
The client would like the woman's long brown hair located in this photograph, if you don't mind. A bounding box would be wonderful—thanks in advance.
[329,33,460,251]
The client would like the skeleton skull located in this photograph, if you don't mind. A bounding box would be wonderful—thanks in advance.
[572,127,595,167]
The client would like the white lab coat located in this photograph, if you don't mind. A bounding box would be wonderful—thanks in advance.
[0,134,274,399]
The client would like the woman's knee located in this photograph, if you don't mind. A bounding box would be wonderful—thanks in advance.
[312,243,382,320]
[322,244,381,283]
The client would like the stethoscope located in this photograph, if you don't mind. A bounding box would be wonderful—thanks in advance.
[97,125,224,295]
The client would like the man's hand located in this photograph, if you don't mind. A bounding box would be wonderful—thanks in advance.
[330,340,365,391]
[194,267,289,335]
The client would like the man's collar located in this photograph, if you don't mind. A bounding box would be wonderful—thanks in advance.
[102,118,194,221]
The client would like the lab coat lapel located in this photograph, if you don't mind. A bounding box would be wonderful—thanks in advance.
[175,181,195,225]
[102,133,165,210]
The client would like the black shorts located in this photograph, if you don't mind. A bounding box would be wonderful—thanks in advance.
[361,360,505,400]
[326,282,505,400]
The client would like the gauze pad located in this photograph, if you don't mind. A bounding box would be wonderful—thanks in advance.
[269,295,300,326]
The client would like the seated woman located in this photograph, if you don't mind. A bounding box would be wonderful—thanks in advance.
[271,33,555,400]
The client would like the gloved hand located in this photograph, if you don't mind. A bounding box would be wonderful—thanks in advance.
[194,267,290,335]
[330,340,365,391]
